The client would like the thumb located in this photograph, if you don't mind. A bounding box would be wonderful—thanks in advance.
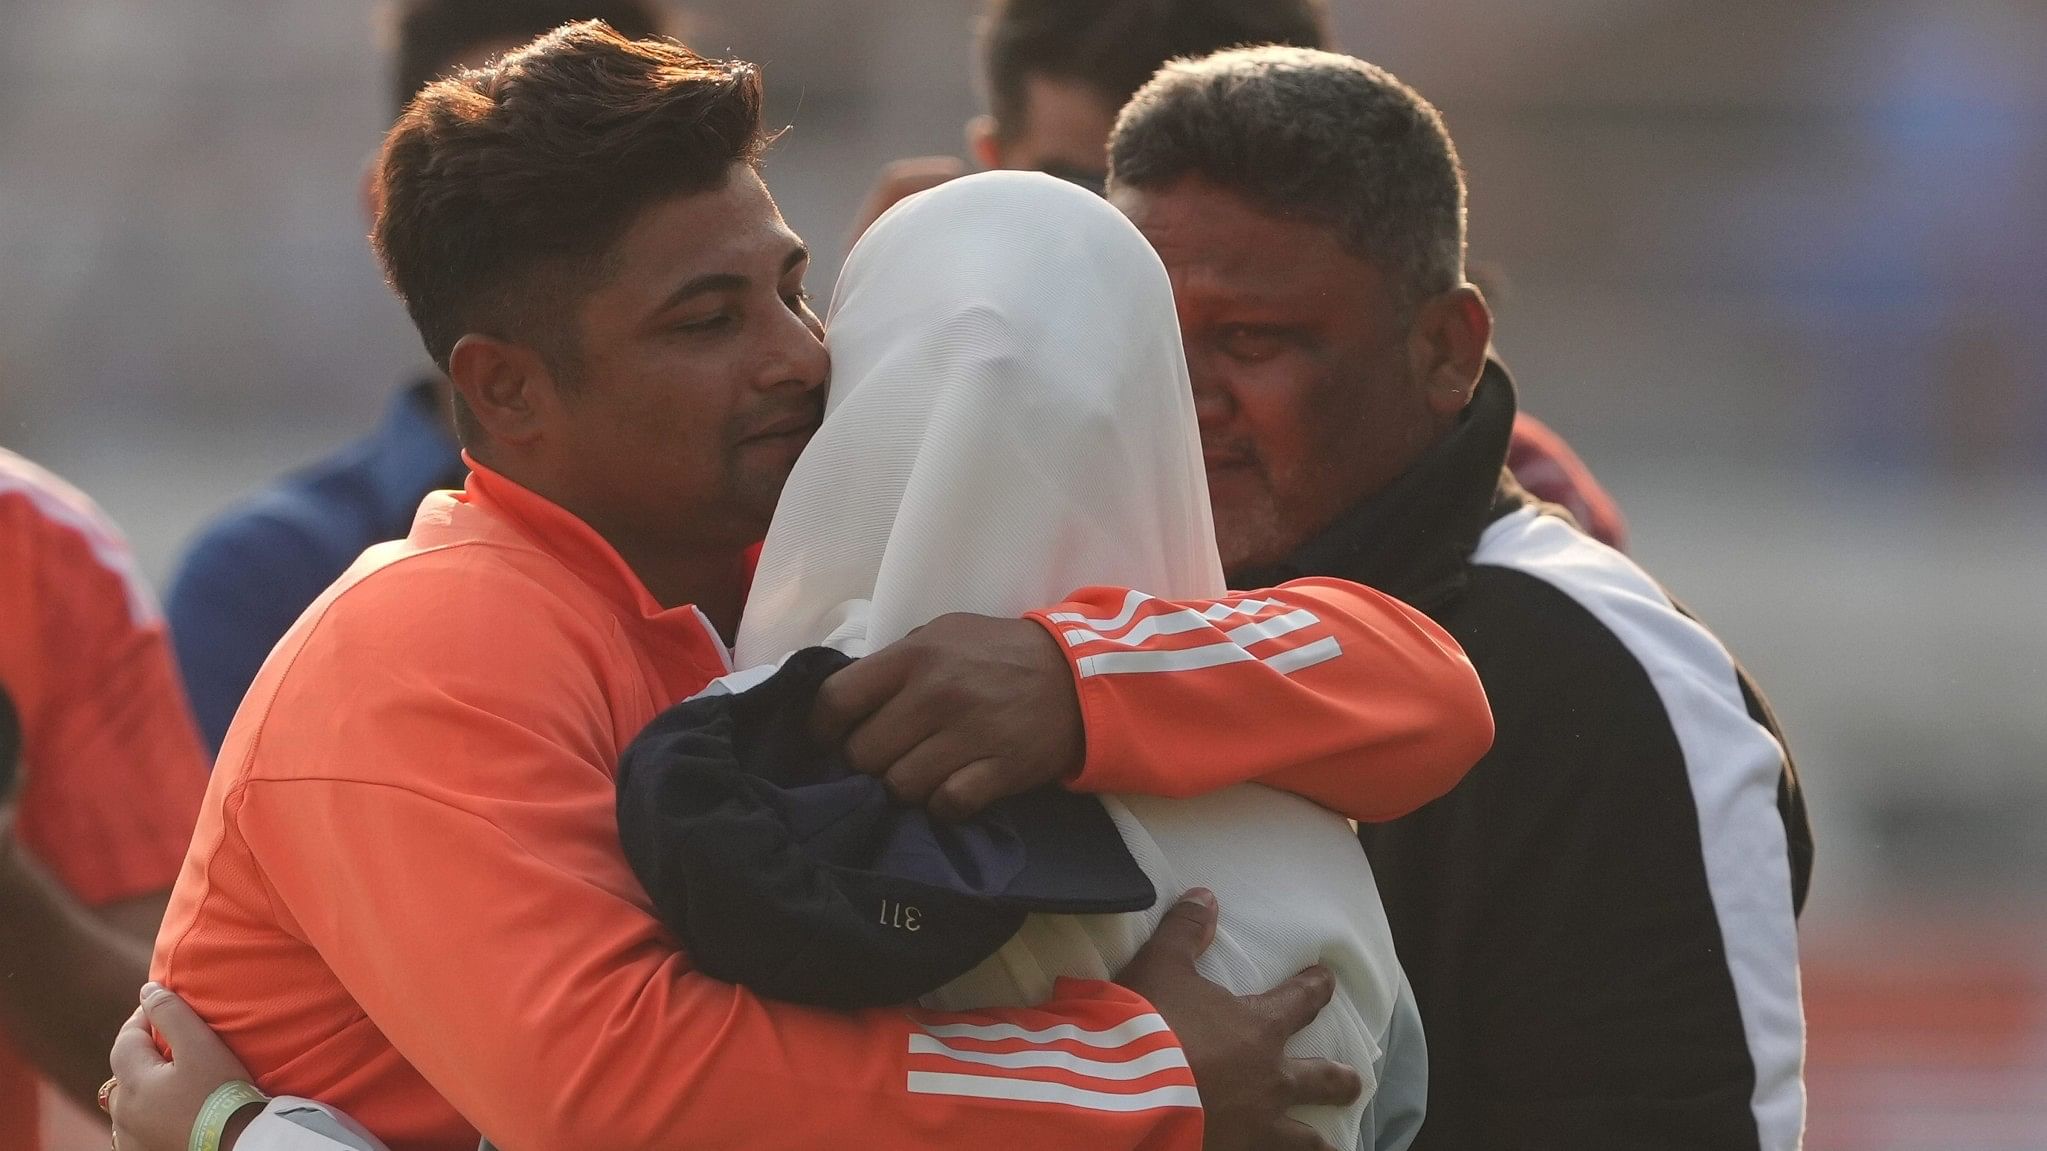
[1132,889,1219,967]
[108,1006,167,1079]
[140,984,249,1078]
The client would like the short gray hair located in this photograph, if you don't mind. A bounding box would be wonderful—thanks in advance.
[1109,47,1467,308]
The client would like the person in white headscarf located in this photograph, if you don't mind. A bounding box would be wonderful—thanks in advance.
[737,170,1425,1151]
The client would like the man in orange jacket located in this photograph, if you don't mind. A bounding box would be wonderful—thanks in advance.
[151,25,1493,1151]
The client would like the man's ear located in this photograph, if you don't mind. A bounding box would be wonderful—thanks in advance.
[1408,284,1494,421]
[967,115,1005,171]
[446,334,557,451]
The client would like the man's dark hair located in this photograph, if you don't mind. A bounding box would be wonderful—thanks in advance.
[373,21,766,398]
[977,0,1329,137]
[388,0,666,115]
[1110,46,1467,310]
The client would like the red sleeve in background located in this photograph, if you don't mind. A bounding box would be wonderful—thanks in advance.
[1508,412,1629,552]
[0,459,207,1151]
[0,464,208,908]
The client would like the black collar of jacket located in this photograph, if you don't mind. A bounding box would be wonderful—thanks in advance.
[1233,359,1527,612]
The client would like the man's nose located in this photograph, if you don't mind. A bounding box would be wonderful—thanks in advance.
[760,303,831,395]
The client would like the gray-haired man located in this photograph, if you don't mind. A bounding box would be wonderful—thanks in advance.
[1108,47,1813,1151]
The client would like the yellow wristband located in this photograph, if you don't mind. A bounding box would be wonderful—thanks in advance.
[189,1081,269,1151]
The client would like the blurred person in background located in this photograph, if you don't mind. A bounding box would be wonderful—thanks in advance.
[1109,48,1811,1150]
[855,0,1628,552]
[163,0,668,756]
[853,0,1328,224]
[144,26,1491,1151]
[0,450,209,1150]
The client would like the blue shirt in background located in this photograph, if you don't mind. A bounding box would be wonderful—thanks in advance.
[167,381,466,754]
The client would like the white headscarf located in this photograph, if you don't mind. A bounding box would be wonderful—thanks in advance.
[732,172,1400,1147]
[735,171,1223,665]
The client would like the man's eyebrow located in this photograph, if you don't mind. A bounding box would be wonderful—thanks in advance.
[655,272,748,315]
[653,246,806,314]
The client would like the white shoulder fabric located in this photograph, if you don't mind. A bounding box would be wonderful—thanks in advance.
[233,1097,390,1151]
[734,172,1404,1147]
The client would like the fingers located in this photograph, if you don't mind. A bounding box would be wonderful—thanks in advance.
[140,983,251,1078]
[879,731,1010,820]
[867,730,954,806]
[109,1006,167,1078]
[1127,889,1219,970]
[841,690,937,779]
[810,652,907,753]
[927,758,1005,822]
[1282,1057,1363,1108]
[1250,963,1337,1035]
[864,736,1041,824]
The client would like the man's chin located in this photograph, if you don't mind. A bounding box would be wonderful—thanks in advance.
[1209,494,1294,576]
[731,454,802,528]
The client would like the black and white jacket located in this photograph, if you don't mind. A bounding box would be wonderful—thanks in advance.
[1241,365,1813,1151]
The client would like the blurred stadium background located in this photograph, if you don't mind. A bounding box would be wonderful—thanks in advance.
[1,1,2041,1146]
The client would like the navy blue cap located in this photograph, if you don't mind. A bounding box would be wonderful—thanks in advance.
[617,647,1156,1009]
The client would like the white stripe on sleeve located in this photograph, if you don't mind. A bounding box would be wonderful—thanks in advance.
[913,1012,1173,1049]
[908,1034,1190,1080]
[907,1073,1201,1112]
[1223,607,1321,648]
[1059,607,1212,648]
[1044,589,1153,632]
[1260,635,1343,675]
[1075,642,1257,677]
